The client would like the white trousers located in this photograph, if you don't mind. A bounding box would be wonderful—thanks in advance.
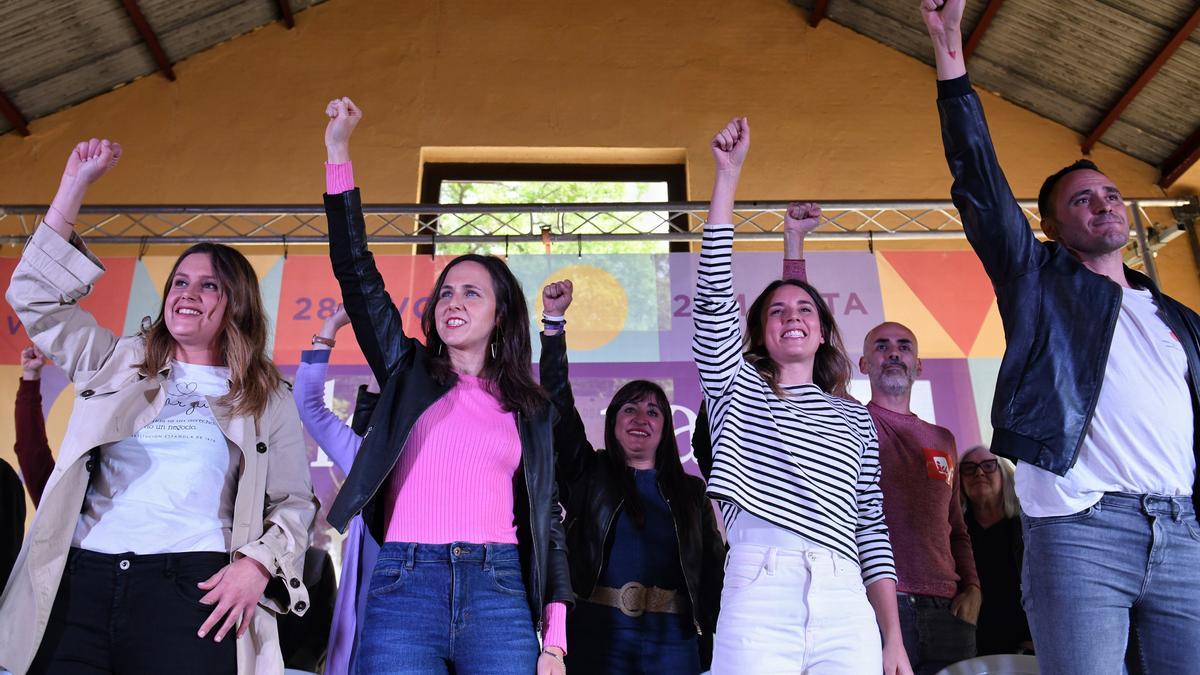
[711,542,882,674]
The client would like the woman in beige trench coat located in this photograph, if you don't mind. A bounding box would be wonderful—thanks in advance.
[0,139,316,675]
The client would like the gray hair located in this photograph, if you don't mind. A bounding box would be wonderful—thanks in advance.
[961,445,1021,520]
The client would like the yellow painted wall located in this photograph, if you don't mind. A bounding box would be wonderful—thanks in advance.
[1,0,1198,512]
[0,0,1180,207]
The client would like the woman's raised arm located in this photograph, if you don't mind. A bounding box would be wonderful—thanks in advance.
[322,98,414,385]
[6,140,126,381]
[692,118,751,401]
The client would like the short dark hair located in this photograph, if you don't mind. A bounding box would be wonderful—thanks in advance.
[1038,159,1102,224]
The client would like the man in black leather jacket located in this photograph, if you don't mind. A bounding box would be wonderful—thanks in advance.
[923,2,1200,673]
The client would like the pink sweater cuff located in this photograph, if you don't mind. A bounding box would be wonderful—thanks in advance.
[542,602,568,653]
[783,258,808,283]
[325,162,355,194]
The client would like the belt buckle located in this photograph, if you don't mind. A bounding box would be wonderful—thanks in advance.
[618,581,646,617]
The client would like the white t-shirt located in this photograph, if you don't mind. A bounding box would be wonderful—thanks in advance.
[74,360,240,554]
[1018,287,1195,516]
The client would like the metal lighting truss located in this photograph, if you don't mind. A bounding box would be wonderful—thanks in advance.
[0,197,1194,284]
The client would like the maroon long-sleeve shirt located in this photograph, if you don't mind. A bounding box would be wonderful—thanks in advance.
[869,402,979,597]
[14,378,53,507]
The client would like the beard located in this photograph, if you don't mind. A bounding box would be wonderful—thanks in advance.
[876,366,913,396]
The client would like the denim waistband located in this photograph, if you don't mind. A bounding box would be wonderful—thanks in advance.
[378,541,520,565]
[1100,492,1195,518]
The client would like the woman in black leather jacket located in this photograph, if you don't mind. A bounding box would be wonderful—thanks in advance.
[539,280,726,674]
[320,97,572,675]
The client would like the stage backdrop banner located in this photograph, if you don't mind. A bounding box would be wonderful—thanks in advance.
[1,249,1004,557]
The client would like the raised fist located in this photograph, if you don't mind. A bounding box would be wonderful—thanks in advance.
[63,138,122,186]
[20,345,47,380]
[784,202,823,237]
[325,97,362,150]
[920,0,965,36]
[542,280,573,316]
[710,117,750,173]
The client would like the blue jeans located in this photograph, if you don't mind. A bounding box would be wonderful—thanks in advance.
[566,602,701,674]
[896,593,976,675]
[355,542,539,675]
[1022,492,1200,675]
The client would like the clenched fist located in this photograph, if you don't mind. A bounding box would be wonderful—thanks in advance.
[784,202,823,238]
[920,0,965,37]
[325,97,362,159]
[542,280,573,316]
[20,346,47,381]
[711,117,750,174]
[63,138,122,186]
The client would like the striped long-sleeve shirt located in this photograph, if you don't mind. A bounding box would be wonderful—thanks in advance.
[691,224,896,586]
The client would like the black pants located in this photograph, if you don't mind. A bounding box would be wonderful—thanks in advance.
[29,548,237,675]
[897,592,977,675]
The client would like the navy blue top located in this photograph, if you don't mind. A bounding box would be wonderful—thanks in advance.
[577,469,692,637]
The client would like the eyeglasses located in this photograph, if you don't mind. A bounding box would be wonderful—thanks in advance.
[960,459,999,477]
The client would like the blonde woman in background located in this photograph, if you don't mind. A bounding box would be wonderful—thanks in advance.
[960,447,1032,656]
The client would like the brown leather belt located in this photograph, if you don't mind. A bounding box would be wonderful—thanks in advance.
[584,582,686,617]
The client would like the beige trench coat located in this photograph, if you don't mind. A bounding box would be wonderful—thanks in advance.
[0,225,317,675]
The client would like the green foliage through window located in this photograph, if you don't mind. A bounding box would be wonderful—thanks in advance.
[436,180,671,256]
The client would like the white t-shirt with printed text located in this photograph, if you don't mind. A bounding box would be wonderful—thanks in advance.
[74,360,239,554]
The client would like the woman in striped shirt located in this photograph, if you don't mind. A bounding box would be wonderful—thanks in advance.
[694,117,911,675]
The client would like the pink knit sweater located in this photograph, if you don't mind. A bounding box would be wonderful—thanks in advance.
[383,373,520,545]
[326,163,565,652]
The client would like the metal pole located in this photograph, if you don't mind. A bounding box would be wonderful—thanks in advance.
[1131,201,1160,285]
[0,198,1190,216]
[0,229,996,247]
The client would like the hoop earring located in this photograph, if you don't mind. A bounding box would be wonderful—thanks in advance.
[438,342,444,356]
[490,342,497,360]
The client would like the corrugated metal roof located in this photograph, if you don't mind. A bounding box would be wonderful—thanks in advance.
[0,0,1196,180]
[0,0,323,134]
[791,0,1200,170]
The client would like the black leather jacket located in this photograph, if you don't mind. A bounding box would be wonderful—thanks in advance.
[538,331,725,636]
[939,76,1200,508]
[323,190,573,624]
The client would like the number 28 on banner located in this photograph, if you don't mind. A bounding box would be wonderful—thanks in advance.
[290,295,433,322]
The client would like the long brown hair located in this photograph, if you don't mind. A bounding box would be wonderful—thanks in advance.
[420,254,546,417]
[135,243,281,418]
[744,278,853,398]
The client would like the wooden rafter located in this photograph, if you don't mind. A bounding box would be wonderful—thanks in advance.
[809,0,829,28]
[0,89,29,136]
[275,0,295,29]
[1082,6,1200,155]
[963,0,1005,61]
[1159,125,1200,190]
[120,0,176,81]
